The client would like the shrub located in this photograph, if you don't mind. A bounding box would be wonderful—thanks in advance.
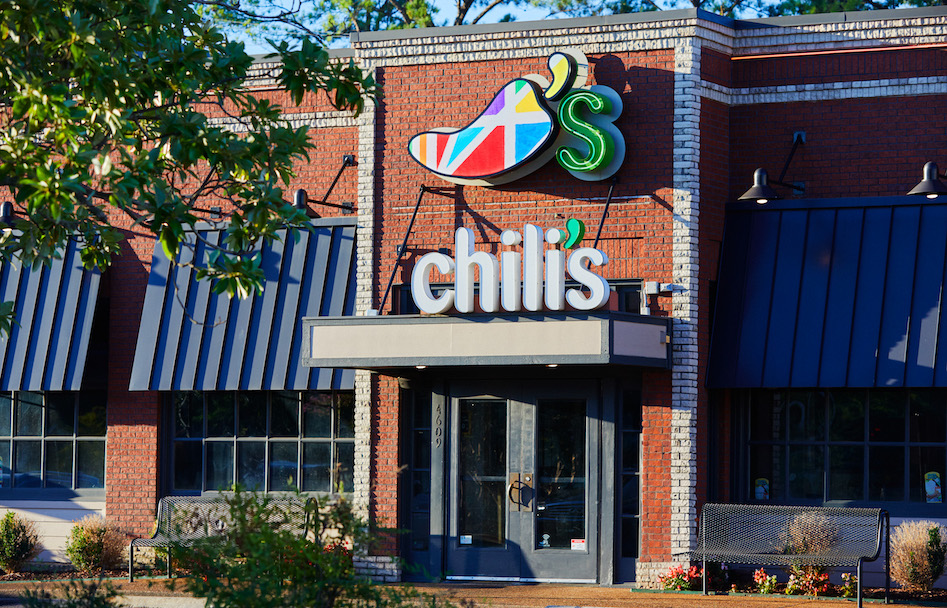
[780,510,839,556]
[784,564,829,596]
[19,578,121,608]
[0,511,41,573]
[658,564,703,591]
[779,510,838,587]
[65,516,125,574]
[840,572,858,598]
[173,488,454,608]
[890,520,947,591]
[753,567,778,594]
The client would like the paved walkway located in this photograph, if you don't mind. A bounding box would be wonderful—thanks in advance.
[0,580,877,608]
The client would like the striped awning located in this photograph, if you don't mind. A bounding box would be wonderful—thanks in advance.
[0,238,101,391]
[130,218,356,391]
[709,196,947,389]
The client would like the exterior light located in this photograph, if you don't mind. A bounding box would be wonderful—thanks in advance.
[738,168,780,204]
[737,132,807,204]
[0,201,13,227]
[907,162,947,199]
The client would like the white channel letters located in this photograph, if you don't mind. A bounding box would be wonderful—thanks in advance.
[411,225,610,314]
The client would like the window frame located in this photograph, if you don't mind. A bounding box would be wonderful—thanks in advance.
[743,388,947,516]
[0,390,107,499]
[165,390,356,496]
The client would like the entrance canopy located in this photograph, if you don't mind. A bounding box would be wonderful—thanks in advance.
[302,311,670,371]
[709,196,947,388]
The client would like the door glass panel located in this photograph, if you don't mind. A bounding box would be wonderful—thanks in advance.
[458,399,506,548]
[535,399,585,550]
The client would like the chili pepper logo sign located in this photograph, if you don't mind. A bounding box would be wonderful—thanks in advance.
[407,49,625,186]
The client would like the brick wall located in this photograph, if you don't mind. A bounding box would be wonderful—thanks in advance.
[104,85,361,535]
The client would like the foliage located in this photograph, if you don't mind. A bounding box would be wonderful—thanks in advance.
[784,564,830,596]
[779,510,836,585]
[839,572,858,598]
[752,567,778,594]
[65,516,125,574]
[658,564,703,591]
[0,0,379,335]
[19,578,121,608]
[764,0,942,16]
[0,512,41,573]
[172,488,437,608]
[891,520,947,591]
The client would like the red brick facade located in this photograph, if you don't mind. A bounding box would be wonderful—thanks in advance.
[13,7,947,585]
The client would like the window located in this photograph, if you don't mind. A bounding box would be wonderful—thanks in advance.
[746,389,947,509]
[0,391,107,491]
[169,391,355,494]
[620,389,641,559]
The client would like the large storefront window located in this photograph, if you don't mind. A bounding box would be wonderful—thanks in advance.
[0,391,107,491]
[748,389,947,508]
[170,391,355,494]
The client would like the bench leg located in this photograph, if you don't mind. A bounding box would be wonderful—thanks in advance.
[702,557,707,595]
[857,561,863,608]
[128,544,134,583]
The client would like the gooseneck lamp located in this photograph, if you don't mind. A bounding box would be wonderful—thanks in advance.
[907,162,947,199]
[738,168,780,205]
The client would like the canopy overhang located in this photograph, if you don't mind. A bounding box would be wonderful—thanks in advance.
[709,196,947,389]
[302,311,671,371]
[0,238,101,391]
[130,218,356,391]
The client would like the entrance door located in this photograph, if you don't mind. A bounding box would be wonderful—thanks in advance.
[445,382,599,582]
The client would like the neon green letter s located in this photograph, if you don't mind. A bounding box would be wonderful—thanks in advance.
[555,90,615,173]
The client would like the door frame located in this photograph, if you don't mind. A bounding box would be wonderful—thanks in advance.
[441,379,606,583]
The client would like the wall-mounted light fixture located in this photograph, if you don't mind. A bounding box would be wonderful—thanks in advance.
[0,202,13,227]
[293,154,357,216]
[907,162,947,199]
[738,131,807,204]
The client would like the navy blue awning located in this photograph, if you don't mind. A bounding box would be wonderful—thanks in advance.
[130,218,356,391]
[709,196,947,389]
[0,239,101,391]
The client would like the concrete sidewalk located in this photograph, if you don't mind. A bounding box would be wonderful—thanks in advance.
[0,581,875,608]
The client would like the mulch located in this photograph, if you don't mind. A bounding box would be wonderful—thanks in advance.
[0,571,944,607]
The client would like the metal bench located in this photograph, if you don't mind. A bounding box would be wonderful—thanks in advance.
[128,495,311,581]
[691,503,889,607]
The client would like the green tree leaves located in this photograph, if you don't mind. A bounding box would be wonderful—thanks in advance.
[0,0,379,334]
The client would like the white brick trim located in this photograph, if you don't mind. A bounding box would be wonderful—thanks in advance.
[669,39,700,563]
[702,75,947,106]
[353,61,378,522]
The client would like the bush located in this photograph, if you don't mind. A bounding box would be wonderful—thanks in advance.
[891,520,947,591]
[658,564,702,591]
[20,578,121,607]
[65,516,125,574]
[753,567,778,594]
[0,511,41,573]
[173,488,454,608]
[779,510,838,591]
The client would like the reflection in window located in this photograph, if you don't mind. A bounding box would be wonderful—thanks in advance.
[0,392,107,491]
[170,391,355,494]
[747,389,947,506]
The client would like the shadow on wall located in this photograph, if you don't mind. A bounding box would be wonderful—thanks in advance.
[1,499,106,564]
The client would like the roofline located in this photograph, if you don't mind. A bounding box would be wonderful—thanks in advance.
[348,5,947,44]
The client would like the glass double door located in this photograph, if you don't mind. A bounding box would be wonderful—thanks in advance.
[446,382,598,582]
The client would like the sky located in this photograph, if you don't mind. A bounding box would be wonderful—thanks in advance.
[235,0,557,54]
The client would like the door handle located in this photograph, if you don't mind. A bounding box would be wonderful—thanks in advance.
[508,474,533,512]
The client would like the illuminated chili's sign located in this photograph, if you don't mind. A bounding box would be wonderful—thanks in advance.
[407,49,624,186]
[411,221,609,314]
